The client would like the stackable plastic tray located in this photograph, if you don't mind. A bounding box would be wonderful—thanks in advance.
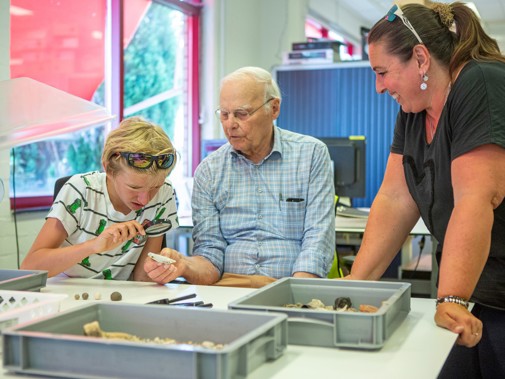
[3,303,288,379]
[228,277,411,350]
[0,269,48,292]
[0,290,67,333]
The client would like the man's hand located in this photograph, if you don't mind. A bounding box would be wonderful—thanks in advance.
[144,248,185,284]
[292,271,318,278]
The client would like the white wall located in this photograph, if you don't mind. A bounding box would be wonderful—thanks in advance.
[200,0,370,140]
[1,0,370,266]
[200,0,309,139]
[0,1,8,80]
[0,0,29,269]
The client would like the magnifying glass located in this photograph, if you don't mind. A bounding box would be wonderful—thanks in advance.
[133,219,173,244]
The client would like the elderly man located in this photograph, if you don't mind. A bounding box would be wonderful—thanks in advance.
[159,66,335,287]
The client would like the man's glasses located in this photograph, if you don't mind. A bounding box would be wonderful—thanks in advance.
[385,4,424,45]
[119,152,175,170]
[215,98,274,122]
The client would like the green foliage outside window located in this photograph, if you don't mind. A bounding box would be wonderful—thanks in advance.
[124,3,180,137]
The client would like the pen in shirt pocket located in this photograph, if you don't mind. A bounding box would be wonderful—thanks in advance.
[279,192,304,205]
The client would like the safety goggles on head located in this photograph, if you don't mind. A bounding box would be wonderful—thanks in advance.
[385,4,424,45]
[119,152,175,170]
[215,98,274,122]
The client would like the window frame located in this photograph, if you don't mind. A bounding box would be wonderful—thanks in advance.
[9,0,201,211]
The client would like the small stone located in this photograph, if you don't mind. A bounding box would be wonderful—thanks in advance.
[94,292,102,300]
[74,294,80,300]
[82,292,89,300]
[334,297,352,310]
[110,291,122,301]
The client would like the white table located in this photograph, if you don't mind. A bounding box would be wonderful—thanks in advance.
[1,277,457,379]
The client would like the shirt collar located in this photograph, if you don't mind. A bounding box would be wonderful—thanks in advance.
[230,126,282,163]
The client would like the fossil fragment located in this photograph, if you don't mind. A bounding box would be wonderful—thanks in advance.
[283,297,377,313]
[83,321,225,350]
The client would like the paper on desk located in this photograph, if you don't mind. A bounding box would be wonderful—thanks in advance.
[335,216,368,231]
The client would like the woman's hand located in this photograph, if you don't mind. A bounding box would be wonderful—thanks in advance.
[435,303,483,347]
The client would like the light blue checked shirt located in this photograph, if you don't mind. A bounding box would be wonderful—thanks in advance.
[191,126,335,278]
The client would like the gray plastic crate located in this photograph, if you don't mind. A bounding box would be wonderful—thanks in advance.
[3,303,288,379]
[0,269,48,291]
[228,277,411,349]
[0,291,67,333]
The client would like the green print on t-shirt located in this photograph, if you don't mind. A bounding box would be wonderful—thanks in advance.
[95,219,106,235]
[81,257,90,267]
[67,198,82,214]
[121,240,132,253]
[102,269,112,280]
[155,207,166,220]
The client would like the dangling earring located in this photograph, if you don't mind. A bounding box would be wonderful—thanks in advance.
[420,74,429,90]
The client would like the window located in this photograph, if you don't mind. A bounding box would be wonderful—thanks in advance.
[9,0,107,209]
[9,0,200,210]
[305,17,358,61]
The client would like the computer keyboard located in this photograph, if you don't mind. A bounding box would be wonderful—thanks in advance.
[336,205,369,219]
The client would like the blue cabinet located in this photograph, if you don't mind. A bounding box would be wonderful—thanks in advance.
[274,62,399,207]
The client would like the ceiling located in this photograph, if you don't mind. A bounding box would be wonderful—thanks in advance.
[340,0,505,50]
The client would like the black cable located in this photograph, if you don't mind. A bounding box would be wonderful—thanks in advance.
[11,148,21,268]
[405,235,425,280]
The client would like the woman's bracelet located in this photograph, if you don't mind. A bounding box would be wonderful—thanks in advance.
[436,295,469,309]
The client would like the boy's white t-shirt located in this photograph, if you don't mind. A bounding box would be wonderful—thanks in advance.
[47,171,179,280]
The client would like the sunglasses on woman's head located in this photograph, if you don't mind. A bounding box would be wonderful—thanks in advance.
[119,152,175,170]
[385,4,424,45]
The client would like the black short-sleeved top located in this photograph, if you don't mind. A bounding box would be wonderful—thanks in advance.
[391,60,505,310]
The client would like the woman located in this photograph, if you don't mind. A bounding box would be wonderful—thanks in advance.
[21,117,180,284]
[348,2,505,377]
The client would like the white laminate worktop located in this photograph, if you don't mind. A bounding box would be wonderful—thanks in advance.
[1,277,457,379]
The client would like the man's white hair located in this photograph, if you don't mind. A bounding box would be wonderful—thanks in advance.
[222,66,282,102]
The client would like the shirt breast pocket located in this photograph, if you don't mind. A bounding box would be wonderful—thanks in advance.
[280,199,306,239]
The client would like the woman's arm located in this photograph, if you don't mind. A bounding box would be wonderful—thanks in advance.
[435,144,505,347]
[349,152,420,280]
[438,144,505,298]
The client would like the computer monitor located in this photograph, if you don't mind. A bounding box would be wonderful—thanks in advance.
[201,139,228,161]
[317,136,366,199]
